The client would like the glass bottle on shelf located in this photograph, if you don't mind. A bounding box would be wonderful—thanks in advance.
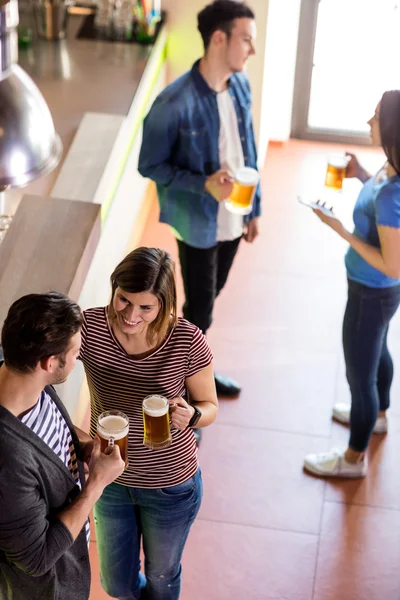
[94,0,114,37]
[113,0,133,40]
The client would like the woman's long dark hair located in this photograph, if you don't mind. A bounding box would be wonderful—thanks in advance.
[109,247,178,345]
[380,90,400,175]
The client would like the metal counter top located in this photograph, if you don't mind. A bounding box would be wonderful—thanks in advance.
[7,15,155,210]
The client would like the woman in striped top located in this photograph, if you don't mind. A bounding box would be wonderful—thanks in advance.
[80,247,218,600]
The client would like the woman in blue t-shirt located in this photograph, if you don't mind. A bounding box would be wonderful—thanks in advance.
[304,90,400,478]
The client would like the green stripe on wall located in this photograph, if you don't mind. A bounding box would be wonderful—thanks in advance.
[100,33,168,223]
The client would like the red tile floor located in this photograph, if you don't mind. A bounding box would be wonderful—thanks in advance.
[89,140,400,599]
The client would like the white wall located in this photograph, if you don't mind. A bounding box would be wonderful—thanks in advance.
[260,0,301,146]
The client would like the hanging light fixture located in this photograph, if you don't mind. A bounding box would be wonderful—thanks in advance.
[0,0,62,189]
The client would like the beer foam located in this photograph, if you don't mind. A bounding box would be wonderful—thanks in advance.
[328,155,348,169]
[235,166,260,186]
[143,395,168,417]
[97,415,129,440]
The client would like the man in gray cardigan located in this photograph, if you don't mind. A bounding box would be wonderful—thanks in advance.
[0,292,125,600]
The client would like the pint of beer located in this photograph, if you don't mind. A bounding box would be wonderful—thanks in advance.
[142,395,172,450]
[226,167,260,215]
[324,155,349,191]
[97,410,129,468]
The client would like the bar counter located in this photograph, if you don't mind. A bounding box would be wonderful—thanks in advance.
[0,16,168,416]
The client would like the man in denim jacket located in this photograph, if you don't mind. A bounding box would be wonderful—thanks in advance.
[139,0,261,398]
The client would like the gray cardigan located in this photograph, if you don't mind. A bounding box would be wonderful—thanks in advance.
[0,385,91,600]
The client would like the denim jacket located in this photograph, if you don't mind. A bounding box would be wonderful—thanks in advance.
[138,60,262,249]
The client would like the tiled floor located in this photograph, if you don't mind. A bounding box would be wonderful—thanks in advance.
[89,139,400,599]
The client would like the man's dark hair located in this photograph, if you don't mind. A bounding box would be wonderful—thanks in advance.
[380,90,400,176]
[197,0,255,50]
[1,292,82,374]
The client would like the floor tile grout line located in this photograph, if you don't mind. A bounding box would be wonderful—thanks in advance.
[324,498,400,513]
[321,352,341,509]
[311,485,327,600]
[195,515,320,538]
[206,421,333,439]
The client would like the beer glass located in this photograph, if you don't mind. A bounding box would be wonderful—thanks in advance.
[142,395,172,450]
[225,167,260,215]
[324,154,350,192]
[97,410,129,468]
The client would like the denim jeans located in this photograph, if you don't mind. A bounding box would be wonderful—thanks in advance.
[93,469,202,600]
[343,279,400,452]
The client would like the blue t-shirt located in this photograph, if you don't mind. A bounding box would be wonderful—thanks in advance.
[345,174,400,288]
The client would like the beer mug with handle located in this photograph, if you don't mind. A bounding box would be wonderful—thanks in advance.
[225,166,260,215]
[97,410,129,468]
[324,154,350,192]
[142,395,172,450]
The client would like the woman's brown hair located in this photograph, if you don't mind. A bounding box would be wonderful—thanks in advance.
[380,90,400,175]
[108,247,178,345]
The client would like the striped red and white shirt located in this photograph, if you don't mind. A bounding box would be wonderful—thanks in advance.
[80,308,213,488]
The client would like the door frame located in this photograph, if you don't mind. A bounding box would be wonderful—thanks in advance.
[291,0,370,145]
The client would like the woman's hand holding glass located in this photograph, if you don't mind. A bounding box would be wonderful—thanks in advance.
[169,397,195,431]
[345,152,361,179]
[345,152,372,183]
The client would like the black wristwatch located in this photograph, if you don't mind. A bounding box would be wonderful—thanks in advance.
[188,405,202,428]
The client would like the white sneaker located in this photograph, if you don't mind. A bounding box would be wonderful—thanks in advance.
[304,448,367,478]
[332,402,388,434]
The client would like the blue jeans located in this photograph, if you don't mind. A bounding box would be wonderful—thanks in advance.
[93,469,202,600]
[343,279,400,452]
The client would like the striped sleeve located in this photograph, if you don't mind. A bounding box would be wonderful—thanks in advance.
[78,311,89,360]
[186,327,213,378]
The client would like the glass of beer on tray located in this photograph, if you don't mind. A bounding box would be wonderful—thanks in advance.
[97,410,129,468]
[324,154,350,192]
[225,166,260,215]
[142,395,172,450]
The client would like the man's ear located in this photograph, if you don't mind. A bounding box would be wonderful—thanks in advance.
[210,29,228,49]
[39,355,56,374]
